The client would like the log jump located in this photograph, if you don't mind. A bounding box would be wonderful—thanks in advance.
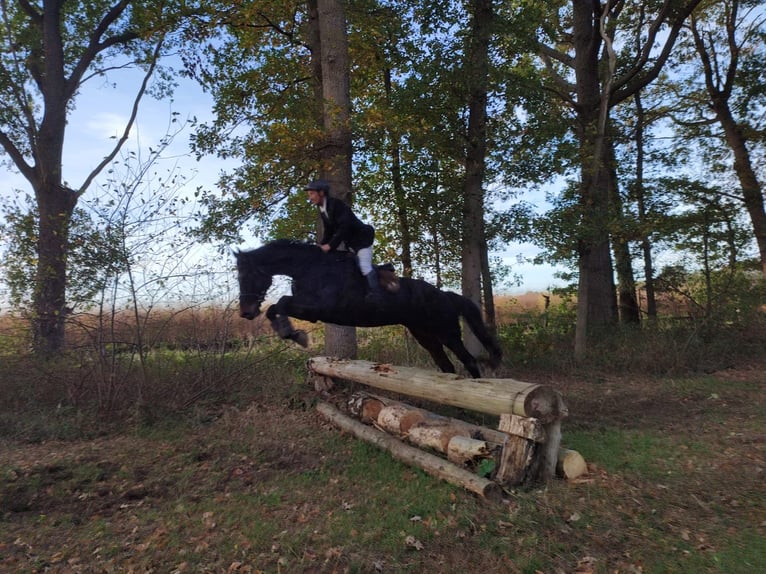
[307,357,584,500]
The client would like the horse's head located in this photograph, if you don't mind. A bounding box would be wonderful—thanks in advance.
[234,250,273,320]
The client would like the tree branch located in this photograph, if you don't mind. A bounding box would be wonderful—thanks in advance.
[611,0,704,104]
[76,37,164,196]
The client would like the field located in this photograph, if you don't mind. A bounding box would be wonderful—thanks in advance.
[0,303,765,573]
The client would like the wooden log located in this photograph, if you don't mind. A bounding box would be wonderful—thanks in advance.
[349,393,501,465]
[316,401,502,501]
[348,392,535,445]
[377,405,426,435]
[405,424,462,453]
[557,448,587,480]
[308,357,564,423]
[447,435,493,465]
[498,413,546,442]
[495,435,538,485]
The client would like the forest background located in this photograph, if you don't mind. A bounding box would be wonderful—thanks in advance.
[1,0,765,360]
[1,2,765,572]
[0,0,765,389]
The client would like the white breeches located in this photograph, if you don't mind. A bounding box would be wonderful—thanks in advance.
[356,247,373,275]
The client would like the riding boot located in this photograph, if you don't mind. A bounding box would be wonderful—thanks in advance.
[364,269,384,302]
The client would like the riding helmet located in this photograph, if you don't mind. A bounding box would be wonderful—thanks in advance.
[305,179,330,193]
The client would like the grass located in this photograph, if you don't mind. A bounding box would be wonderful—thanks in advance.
[1,313,765,573]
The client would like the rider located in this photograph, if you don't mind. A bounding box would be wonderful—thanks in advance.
[305,179,384,301]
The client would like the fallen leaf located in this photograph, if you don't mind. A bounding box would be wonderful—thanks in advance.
[404,535,424,550]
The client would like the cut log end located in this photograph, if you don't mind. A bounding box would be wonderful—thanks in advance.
[556,448,587,480]
[523,387,567,423]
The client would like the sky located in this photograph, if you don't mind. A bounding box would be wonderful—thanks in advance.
[0,67,566,308]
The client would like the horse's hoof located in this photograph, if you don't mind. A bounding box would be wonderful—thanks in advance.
[293,330,309,347]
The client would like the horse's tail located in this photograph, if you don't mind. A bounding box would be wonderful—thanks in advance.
[447,292,503,369]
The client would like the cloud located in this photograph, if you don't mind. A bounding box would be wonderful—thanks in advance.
[83,111,131,141]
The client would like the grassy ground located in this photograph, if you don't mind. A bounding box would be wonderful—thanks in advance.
[1,322,765,573]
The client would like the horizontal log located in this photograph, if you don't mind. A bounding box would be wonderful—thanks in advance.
[308,357,564,423]
[317,401,502,501]
[347,392,526,445]
[350,394,499,458]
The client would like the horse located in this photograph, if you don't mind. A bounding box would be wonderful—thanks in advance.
[234,239,503,378]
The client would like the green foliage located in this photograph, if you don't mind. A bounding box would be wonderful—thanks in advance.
[0,195,128,312]
[181,0,556,286]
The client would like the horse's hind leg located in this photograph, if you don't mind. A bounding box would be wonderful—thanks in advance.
[406,327,456,374]
[443,338,481,378]
[438,325,482,378]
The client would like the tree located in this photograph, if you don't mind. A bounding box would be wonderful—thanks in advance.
[313,0,357,358]
[461,0,493,352]
[535,0,702,356]
[671,0,766,277]
[0,0,177,354]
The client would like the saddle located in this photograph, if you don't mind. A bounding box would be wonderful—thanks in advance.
[375,262,400,293]
[328,251,400,293]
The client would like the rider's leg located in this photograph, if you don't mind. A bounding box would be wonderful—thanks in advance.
[357,246,373,275]
[357,247,383,300]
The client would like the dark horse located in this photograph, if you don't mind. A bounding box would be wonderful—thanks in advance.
[235,239,502,377]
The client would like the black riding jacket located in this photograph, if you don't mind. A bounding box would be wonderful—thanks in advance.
[318,196,374,252]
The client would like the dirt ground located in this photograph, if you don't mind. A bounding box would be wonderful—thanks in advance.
[1,361,764,573]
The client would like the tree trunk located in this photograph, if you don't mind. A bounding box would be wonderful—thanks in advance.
[461,0,493,357]
[633,91,658,319]
[715,103,766,277]
[29,4,73,354]
[607,136,640,324]
[33,182,77,354]
[572,0,618,357]
[315,0,357,358]
[384,68,413,278]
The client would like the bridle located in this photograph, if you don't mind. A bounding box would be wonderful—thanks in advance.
[237,264,271,302]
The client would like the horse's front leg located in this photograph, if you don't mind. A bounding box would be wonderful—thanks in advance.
[266,297,308,347]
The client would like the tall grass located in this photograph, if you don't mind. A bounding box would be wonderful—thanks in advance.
[1,296,764,442]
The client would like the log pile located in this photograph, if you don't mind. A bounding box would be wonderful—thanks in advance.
[307,357,585,500]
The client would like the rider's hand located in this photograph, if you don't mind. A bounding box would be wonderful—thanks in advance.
[318,243,331,253]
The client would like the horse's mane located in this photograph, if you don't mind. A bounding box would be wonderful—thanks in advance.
[238,239,322,267]
[266,238,317,251]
